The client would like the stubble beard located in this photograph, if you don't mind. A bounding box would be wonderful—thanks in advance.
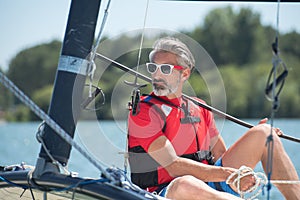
[152,78,180,97]
[153,84,171,96]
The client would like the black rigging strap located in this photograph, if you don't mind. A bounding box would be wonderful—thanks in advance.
[264,36,288,109]
[263,0,291,198]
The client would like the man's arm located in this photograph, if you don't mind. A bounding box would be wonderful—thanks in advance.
[210,134,227,162]
[148,135,234,182]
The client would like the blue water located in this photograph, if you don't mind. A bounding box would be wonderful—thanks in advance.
[0,119,299,199]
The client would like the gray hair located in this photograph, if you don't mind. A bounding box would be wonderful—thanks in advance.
[149,37,195,70]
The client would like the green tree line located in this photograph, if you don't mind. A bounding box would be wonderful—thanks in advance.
[1,7,299,121]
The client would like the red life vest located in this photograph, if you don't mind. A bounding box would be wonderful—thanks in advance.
[128,93,219,192]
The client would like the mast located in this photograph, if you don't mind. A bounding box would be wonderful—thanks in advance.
[34,0,101,176]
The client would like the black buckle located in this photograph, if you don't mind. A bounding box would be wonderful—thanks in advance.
[180,116,200,124]
[194,151,214,165]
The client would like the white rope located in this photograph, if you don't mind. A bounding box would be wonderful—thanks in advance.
[271,180,300,184]
[226,166,266,199]
[226,166,300,200]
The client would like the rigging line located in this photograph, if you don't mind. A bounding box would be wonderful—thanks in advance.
[274,0,280,54]
[122,0,150,173]
[0,72,115,182]
[93,0,112,53]
[124,0,150,87]
[266,1,282,199]
[36,122,71,175]
[95,52,300,144]
[87,0,112,97]
[135,0,150,83]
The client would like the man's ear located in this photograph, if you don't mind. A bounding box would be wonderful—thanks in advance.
[182,68,191,82]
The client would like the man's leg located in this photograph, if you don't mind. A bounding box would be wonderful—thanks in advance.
[165,175,243,200]
[222,124,300,199]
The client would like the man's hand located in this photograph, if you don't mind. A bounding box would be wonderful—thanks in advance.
[226,167,256,193]
[258,118,283,136]
[258,118,268,124]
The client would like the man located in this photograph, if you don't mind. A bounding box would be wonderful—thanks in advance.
[127,37,300,199]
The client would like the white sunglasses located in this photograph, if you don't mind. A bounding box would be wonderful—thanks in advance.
[146,63,185,75]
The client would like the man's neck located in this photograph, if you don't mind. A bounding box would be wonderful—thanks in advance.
[165,91,182,100]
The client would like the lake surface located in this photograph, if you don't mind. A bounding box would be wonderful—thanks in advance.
[0,119,299,199]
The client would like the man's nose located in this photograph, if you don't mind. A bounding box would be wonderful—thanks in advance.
[152,68,163,78]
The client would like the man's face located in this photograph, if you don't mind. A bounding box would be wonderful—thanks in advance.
[151,52,188,98]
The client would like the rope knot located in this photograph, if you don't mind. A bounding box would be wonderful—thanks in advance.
[226,166,267,200]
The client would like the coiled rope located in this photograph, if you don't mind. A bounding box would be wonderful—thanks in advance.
[226,166,300,200]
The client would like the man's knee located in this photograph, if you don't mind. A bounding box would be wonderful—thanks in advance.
[166,175,207,197]
[167,176,194,194]
[248,123,282,145]
[251,123,270,134]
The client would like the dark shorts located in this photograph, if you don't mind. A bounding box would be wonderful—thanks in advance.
[158,158,239,197]
[207,158,239,196]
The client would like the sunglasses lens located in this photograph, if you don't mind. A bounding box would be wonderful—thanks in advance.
[147,63,157,73]
[160,64,172,74]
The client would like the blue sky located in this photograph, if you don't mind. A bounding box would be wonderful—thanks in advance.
[1,0,299,71]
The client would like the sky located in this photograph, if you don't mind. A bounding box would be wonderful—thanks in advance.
[1,0,299,72]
